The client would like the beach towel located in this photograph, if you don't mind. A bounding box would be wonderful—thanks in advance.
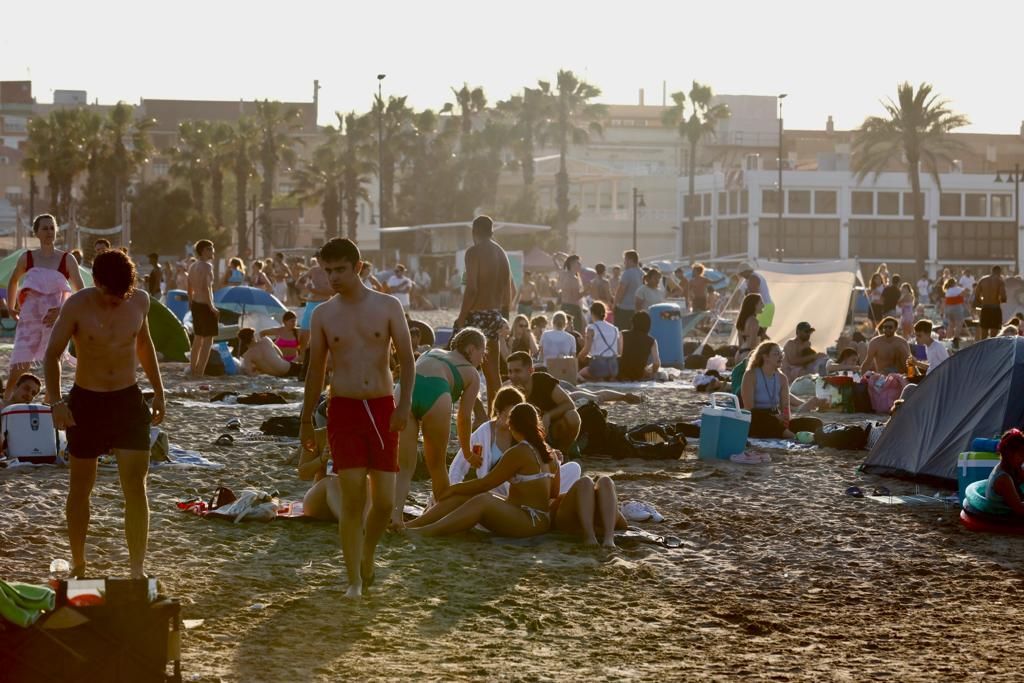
[10,267,72,371]
[177,488,280,523]
[746,438,816,452]
[213,430,298,446]
[0,580,55,627]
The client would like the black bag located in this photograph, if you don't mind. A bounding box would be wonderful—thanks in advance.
[623,424,687,460]
[203,350,225,377]
[814,422,870,450]
[260,415,302,437]
[239,392,288,405]
[852,382,873,413]
[577,401,609,454]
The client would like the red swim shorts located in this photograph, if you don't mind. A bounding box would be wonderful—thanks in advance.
[327,396,399,472]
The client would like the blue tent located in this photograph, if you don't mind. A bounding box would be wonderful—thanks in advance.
[861,336,1024,487]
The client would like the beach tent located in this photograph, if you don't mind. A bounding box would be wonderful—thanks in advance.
[861,336,1024,487]
[733,259,861,348]
[148,298,190,362]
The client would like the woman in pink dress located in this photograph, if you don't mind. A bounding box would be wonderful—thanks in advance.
[3,214,85,398]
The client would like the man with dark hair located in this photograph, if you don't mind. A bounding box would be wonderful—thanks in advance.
[45,249,165,579]
[590,263,612,304]
[860,316,911,374]
[187,240,217,376]
[506,351,581,454]
[907,319,949,375]
[93,239,111,257]
[975,265,1007,339]
[613,250,643,330]
[517,271,537,315]
[456,214,514,411]
[299,237,414,599]
[146,253,163,298]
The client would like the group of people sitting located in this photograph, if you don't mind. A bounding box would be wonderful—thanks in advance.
[297,328,624,547]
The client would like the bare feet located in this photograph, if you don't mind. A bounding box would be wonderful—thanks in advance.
[344,584,362,599]
[582,534,599,546]
[70,563,87,579]
[601,536,617,549]
[361,556,376,592]
[624,393,643,405]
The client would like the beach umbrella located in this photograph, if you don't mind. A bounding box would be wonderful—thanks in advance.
[213,286,287,317]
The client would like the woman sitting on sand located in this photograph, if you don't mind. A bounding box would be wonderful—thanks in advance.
[259,311,302,362]
[406,403,559,538]
[508,314,539,359]
[740,341,794,439]
[618,311,661,381]
[296,427,341,521]
[237,327,303,378]
[448,385,524,496]
[973,429,1024,517]
[393,328,485,528]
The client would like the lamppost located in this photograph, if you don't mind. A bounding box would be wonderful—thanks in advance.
[632,187,646,252]
[777,93,788,261]
[249,195,261,260]
[995,163,1022,273]
[377,74,386,230]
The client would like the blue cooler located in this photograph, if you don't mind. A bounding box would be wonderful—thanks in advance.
[699,392,751,460]
[649,303,683,367]
[971,437,999,453]
[957,451,999,501]
[434,327,454,349]
[165,289,190,322]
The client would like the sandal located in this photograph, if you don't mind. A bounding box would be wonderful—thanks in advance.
[215,434,234,446]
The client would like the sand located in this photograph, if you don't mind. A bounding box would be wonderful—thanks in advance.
[0,309,1019,681]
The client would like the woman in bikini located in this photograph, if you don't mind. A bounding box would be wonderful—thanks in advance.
[3,214,85,398]
[259,310,302,362]
[406,403,559,538]
[392,327,485,528]
[221,258,246,288]
[735,293,764,363]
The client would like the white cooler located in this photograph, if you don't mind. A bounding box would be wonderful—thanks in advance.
[2,403,59,464]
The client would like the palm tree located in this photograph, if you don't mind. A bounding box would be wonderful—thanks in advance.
[206,121,235,228]
[662,81,731,257]
[291,138,343,240]
[546,70,606,247]
[497,86,550,188]
[168,120,212,215]
[24,108,94,222]
[255,100,303,251]
[339,112,374,241]
[104,102,153,224]
[852,82,969,275]
[373,95,415,227]
[225,118,260,253]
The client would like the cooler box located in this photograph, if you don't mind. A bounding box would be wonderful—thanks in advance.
[971,437,999,453]
[649,303,683,367]
[958,451,999,501]
[699,392,751,460]
[164,289,190,322]
[434,326,454,349]
[2,403,59,464]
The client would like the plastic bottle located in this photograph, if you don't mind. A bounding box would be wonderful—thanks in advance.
[49,558,70,591]
[906,356,917,379]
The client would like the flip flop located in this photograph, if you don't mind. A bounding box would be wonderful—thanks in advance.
[225,418,242,431]
[845,486,865,498]
[215,434,234,446]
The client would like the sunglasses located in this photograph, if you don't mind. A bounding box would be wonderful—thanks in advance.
[881,326,896,332]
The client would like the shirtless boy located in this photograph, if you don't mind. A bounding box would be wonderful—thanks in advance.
[187,240,218,377]
[45,250,165,578]
[455,215,514,412]
[860,316,911,374]
[975,265,1007,339]
[299,238,414,598]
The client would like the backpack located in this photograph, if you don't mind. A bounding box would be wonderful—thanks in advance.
[814,422,870,450]
[260,415,302,437]
[603,422,687,460]
[577,401,609,454]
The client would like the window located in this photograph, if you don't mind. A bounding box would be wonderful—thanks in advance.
[902,192,922,216]
[718,219,747,256]
[684,193,700,218]
[702,193,712,216]
[939,221,1015,260]
[877,192,899,215]
[965,193,987,217]
[849,220,916,259]
[815,190,837,214]
[740,190,749,214]
[728,190,738,214]
[992,194,1013,218]
[758,218,839,259]
[788,190,811,214]
[852,191,874,215]
[762,189,780,214]
[940,193,961,217]
[718,192,727,215]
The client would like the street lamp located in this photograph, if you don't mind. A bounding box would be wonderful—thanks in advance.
[632,187,646,252]
[249,195,262,260]
[995,163,1022,273]
[377,74,386,230]
[777,93,788,261]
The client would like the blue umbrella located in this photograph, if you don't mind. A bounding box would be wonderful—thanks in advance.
[214,286,287,316]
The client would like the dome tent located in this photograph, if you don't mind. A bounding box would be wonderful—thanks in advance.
[861,336,1024,488]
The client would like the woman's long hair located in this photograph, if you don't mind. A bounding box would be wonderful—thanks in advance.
[508,403,553,463]
[749,340,780,369]
[491,386,525,419]
[737,293,762,333]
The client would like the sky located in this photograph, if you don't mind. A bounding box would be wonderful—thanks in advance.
[4,0,1024,134]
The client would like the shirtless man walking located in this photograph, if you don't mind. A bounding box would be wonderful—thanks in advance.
[299,238,414,599]
[860,316,911,374]
[187,240,218,377]
[297,257,333,350]
[45,250,165,579]
[975,265,1007,339]
[455,215,514,412]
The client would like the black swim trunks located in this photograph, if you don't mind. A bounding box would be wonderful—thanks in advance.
[66,384,151,459]
[980,304,1002,330]
[190,302,219,337]
[463,309,507,341]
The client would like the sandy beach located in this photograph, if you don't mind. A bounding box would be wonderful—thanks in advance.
[0,309,1018,681]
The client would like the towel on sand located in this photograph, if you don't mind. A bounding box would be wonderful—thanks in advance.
[0,580,55,627]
